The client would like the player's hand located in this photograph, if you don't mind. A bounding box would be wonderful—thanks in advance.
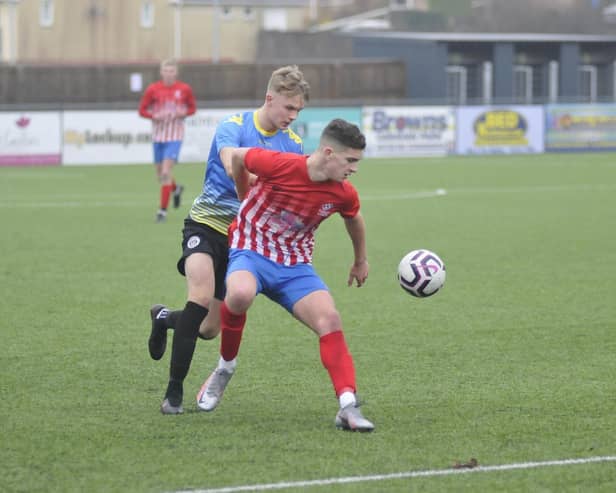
[348,259,369,287]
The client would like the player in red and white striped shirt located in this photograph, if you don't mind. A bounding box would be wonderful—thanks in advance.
[197,119,375,431]
[228,147,360,266]
[139,59,196,222]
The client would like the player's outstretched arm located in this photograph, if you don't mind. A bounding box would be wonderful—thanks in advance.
[344,212,369,287]
[220,147,252,200]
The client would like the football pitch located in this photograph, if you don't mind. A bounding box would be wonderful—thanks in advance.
[2,152,615,493]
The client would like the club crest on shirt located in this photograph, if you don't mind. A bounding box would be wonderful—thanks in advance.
[318,203,334,217]
[269,209,304,232]
[187,236,201,249]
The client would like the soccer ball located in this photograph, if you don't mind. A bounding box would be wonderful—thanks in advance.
[397,249,446,298]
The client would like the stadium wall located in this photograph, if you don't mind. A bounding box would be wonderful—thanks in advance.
[1,103,615,166]
[0,60,406,107]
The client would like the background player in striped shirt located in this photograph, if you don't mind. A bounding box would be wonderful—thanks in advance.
[139,59,196,222]
[147,66,310,414]
[196,119,375,432]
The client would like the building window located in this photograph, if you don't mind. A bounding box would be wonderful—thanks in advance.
[141,0,155,28]
[263,9,287,31]
[39,0,54,27]
[241,6,256,21]
[220,6,233,20]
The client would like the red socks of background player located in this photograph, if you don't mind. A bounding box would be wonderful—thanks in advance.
[160,181,176,210]
[319,331,356,397]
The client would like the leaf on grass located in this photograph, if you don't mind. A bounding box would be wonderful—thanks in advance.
[453,458,479,469]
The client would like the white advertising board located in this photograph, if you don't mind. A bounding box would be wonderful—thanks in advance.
[456,106,545,154]
[0,112,62,165]
[362,106,455,157]
[182,109,249,163]
[62,109,248,165]
[63,111,152,165]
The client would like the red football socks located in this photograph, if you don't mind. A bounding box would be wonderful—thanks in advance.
[220,301,246,361]
[160,183,173,209]
[319,331,356,397]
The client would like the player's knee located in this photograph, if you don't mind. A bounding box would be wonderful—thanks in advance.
[317,310,342,334]
[227,287,255,312]
[187,292,213,312]
[199,322,220,340]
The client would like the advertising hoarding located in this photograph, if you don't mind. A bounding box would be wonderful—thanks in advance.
[456,106,544,154]
[362,106,455,158]
[0,112,62,166]
[182,109,249,163]
[292,108,362,154]
[63,109,250,165]
[63,111,152,165]
[545,104,616,151]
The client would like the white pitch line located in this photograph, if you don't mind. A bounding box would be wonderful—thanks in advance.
[172,455,616,493]
[0,201,149,208]
[1,184,615,208]
[362,183,616,201]
[363,188,447,200]
[0,172,86,179]
[447,183,616,194]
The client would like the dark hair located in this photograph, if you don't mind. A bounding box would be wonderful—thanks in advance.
[321,118,366,150]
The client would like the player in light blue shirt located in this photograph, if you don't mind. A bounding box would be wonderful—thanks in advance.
[190,110,303,235]
[146,65,311,414]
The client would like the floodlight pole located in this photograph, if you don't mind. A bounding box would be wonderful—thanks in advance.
[309,0,318,22]
[173,0,183,60]
[212,0,220,64]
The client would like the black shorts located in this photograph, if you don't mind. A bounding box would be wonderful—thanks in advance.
[177,218,229,300]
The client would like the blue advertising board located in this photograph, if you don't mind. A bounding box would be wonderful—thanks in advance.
[291,107,362,154]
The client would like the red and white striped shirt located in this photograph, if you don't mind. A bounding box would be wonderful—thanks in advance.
[229,148,360,266]
[138,80,196,142]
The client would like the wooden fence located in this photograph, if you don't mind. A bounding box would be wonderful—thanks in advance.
[0,59,406,107]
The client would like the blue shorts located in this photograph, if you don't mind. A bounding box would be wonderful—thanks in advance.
[227,249,329,313]
[153,141,182,164]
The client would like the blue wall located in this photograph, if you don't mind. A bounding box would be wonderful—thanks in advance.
[493,43,514,103]
[353,38,448,101]
[559,43,580,101]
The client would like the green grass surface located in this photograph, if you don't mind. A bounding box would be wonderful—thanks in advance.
[2,153,616,493]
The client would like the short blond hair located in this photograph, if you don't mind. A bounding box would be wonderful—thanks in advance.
[160,58,178,70]
[267,65,310,102]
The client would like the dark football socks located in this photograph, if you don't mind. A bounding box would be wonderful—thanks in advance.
[164,309,211,340]
[164,310,183,330]
[165,301,209,404]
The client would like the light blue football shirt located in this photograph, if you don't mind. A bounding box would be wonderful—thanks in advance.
[189,110,303,234]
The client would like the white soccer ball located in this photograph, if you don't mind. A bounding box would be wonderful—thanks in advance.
[397,249,446,298]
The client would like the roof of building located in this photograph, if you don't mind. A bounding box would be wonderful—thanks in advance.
[346,31,616,43]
